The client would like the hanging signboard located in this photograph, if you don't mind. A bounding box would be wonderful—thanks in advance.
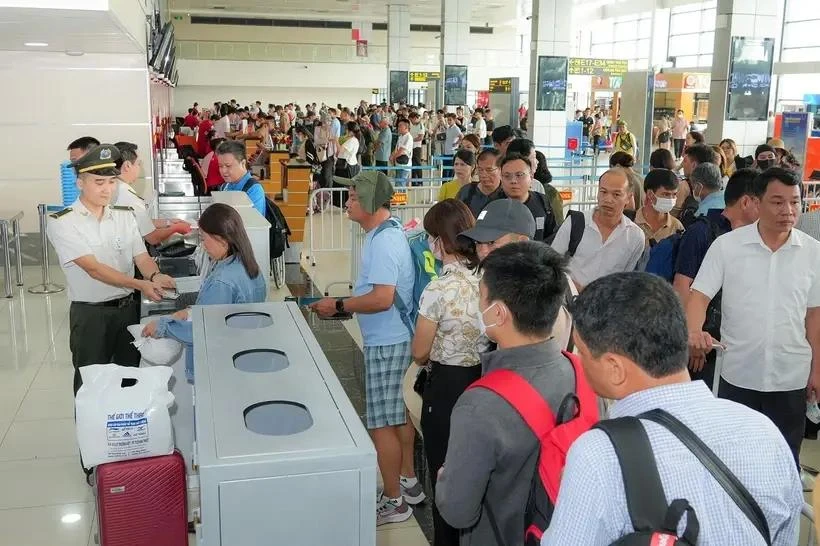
[408,71,441,83]
[568,58,629,77]
[488,78,513,93]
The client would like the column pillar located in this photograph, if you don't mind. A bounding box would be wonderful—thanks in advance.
[528,0,572,149]
[705,0,781,156]
[387,1,411,102]
[440,0,471,108]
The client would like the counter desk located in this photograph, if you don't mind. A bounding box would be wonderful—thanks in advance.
[190,302,377,546]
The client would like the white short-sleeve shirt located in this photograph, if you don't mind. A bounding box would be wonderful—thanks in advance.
[550,209,645,288]
[691,223,820,392]
[46,200,147,303]
[396,132,413,156]
[113,180,154,237]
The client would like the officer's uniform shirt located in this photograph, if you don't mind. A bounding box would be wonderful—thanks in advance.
[47,200,147,303]
[112,180,155,237]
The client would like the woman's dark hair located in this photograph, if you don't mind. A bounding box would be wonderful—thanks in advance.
[346,121,362,140]
[209,137,225,153]
[453,149,476,168]
[198,203,261,278]
[460,133,482,151]
[423,200,479,269]
[650,148,676,170]
[609,151,635,169]
[216,140,246,162]
[688,131,705,144]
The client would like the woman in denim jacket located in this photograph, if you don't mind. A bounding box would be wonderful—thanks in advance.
[142,203,267,381]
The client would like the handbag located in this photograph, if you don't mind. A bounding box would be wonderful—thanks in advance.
[395,154,410,165]
[413,365,428,395]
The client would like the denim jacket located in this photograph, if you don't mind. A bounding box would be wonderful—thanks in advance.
[155,255,267,381]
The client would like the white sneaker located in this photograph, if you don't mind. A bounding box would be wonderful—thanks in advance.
[376,495,413,526]
[400,476,426,505]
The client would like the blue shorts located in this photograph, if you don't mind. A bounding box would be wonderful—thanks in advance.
[364,341,411,429]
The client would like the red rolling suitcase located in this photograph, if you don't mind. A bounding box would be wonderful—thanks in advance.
[95,451,188,546]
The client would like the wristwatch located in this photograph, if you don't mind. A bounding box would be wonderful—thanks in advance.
[149,271,160,282]
[335,298,345,313]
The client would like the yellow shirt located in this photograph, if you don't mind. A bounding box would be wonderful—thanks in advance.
[438,180,467,201]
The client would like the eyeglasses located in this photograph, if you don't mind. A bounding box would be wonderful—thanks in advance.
[477,167,499,175]
[501,172,530,182]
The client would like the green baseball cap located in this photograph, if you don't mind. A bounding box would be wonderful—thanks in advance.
[73,144,121,176]
[333,171,395,214]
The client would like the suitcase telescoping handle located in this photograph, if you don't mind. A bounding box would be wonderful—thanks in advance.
[711,342,725,397]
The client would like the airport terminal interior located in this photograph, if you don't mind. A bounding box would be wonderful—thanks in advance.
[1,0,820,544]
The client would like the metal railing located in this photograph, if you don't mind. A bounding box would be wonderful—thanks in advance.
[28,204,65,295]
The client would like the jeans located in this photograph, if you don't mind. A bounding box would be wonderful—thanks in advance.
[395,165,411,188]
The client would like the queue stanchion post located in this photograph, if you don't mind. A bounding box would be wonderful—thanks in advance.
[12,214,23,287]
[27,204,65,295]
[1,220,11,298]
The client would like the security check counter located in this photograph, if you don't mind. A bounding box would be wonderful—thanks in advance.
[191,302,377,546]
[209,190,254,210]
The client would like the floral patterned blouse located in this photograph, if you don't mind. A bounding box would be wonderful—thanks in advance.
[417,261,490,367]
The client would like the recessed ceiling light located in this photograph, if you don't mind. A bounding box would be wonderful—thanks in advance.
[24,42,48,47]
[61,513,82,524]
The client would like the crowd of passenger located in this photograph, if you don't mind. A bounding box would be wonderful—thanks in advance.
[175,97,820,545]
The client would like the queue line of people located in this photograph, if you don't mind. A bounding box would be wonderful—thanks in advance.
[309,122,817,545]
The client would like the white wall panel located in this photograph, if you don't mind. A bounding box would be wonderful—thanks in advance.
[0,51,152,232]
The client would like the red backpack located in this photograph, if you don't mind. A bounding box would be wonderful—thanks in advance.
[467,351,599,545]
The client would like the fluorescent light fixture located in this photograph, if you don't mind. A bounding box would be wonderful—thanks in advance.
[24,42,48,47]
[61,513,82,524]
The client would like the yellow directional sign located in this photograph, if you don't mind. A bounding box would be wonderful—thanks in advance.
[568,58,629,77]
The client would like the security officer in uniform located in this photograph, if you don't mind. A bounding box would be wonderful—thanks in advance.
[47,144,175,394]
[112,141,190,246]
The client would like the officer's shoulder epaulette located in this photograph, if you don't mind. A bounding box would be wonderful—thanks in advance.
[49,207,72,219]
[109,205,134,212]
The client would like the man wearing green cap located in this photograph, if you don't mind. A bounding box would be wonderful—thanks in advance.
[311,170,422,525]
[47,144,175,395]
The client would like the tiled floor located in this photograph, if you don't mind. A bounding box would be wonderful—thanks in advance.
[0,260,430,545]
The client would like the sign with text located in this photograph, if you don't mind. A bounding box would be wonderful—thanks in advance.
[389,70,409,104]
[568,58,629,77]
[444,65,468,106]
[726,37,774,121]
[409,71,441,83]
[536,56,568,112]
[488,78,513,93]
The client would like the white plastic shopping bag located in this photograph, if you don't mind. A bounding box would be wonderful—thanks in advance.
[75,364,175,467]
[127,324,183,366]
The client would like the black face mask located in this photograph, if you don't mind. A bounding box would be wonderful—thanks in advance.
[758,159,775,170]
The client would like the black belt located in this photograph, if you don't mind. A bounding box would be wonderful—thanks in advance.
[73,293,135,308]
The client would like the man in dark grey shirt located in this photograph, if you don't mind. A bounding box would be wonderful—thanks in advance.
[435,241,577,546]
[456,147,504,217]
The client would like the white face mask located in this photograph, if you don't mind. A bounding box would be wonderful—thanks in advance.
[653,194,676,214]
[479,302,499,338]
[428,235,443,261]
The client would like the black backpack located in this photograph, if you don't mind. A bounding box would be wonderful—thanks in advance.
[565,210,585,258]
[595,409,772,546]
[238,177,291,259]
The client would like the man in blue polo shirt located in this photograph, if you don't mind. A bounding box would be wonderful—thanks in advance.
[216,140,266,216]
[672,168,759,387]
[310,170,423,526]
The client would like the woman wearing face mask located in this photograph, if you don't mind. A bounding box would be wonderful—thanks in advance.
[141,203,268,382]
[411,199,487,546]
[635,169,683,245]
[754,144,778,171]
[438,149,476,201]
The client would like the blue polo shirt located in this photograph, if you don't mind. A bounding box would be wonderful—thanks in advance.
[674,208,731,280]
[354,222,414,347]
[221,171,266,217]
[695,190,725,217]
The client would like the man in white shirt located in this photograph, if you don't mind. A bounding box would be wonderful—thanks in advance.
[472,108,487,141]
[391,118,413,188]
[687,167,820,467]
[112,142,190,246]
[408,111,425,185]
[550,168,645,291]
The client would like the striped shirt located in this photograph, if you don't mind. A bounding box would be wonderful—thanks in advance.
[542,381,802,546]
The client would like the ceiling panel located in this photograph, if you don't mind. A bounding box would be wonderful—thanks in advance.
[169,0,524,24]
[0,8,143,54]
